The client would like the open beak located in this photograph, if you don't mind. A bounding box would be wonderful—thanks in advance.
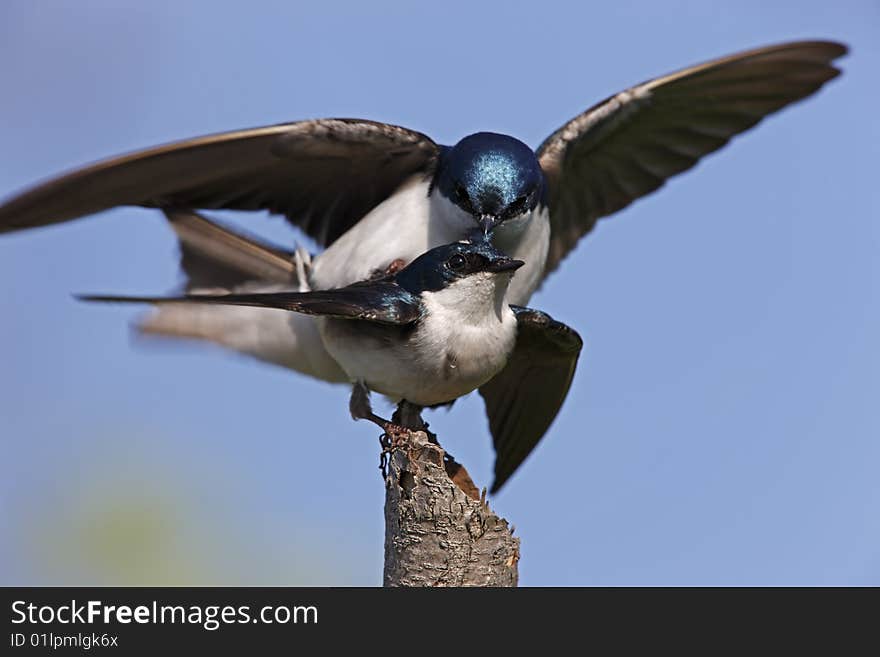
[478,214,499,235]
[486,256,525,273]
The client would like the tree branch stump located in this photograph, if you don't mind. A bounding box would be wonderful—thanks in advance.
[382,429,520,587]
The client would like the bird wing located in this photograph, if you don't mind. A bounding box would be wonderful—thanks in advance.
[536,40,847,276]
[0,119,440,246]
[479,306,583,493]
[80,280,422,326]
[163,208,298,290]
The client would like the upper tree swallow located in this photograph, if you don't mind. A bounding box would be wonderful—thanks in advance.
[81,239,583,493]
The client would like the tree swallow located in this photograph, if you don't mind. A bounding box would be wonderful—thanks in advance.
[81,239,583,493]
[0,40,846,485]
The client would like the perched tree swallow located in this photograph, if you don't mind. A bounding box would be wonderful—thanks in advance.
[81,240,583,493]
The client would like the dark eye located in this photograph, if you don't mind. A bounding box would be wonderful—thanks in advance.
[510,194,530,214]
[447,254,467,272]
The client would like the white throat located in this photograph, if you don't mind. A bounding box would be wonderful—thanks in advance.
[427,191,476,238]
[422,271,512,325]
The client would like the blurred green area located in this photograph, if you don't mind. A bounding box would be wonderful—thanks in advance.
[5,433,369,586]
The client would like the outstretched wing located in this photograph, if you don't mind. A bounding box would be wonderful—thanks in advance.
[0,119,440,246]
[80,281,422,326]
[537,40,847,275]
[479,306,583,493]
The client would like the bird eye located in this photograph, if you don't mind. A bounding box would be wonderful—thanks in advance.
[447,254,467,272]
[510,194,530,215]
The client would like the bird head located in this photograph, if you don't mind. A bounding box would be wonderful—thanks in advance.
[395,237,524,298]
[434,132,545,235]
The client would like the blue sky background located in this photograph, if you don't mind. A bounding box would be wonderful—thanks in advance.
[0,1,877,585]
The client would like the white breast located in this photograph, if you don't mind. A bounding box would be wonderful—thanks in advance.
[310,177,461,289]
[321,272,519,407]
[493,205,551,306]
[409,276,519,402]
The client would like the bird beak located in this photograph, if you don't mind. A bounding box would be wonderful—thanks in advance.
[486,256,525,273]
[478,214,499,235]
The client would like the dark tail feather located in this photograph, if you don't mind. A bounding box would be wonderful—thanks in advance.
[163,208,298,290]
[77,291,299,311]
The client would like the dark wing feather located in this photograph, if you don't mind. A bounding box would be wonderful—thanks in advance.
[537,40,847,275]
[0,119,440,246]
[479,306,583,493]
[80,281,421,326]
[164,208,298,289]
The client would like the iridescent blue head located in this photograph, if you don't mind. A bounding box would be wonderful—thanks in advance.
[395,238,524,294]
[434,132,545,234]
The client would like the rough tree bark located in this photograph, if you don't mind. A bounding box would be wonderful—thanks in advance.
[382,429,520,587]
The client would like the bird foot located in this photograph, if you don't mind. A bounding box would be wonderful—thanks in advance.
[367,258,407,281]
[383,258,407,276]
[378,423,411,478]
